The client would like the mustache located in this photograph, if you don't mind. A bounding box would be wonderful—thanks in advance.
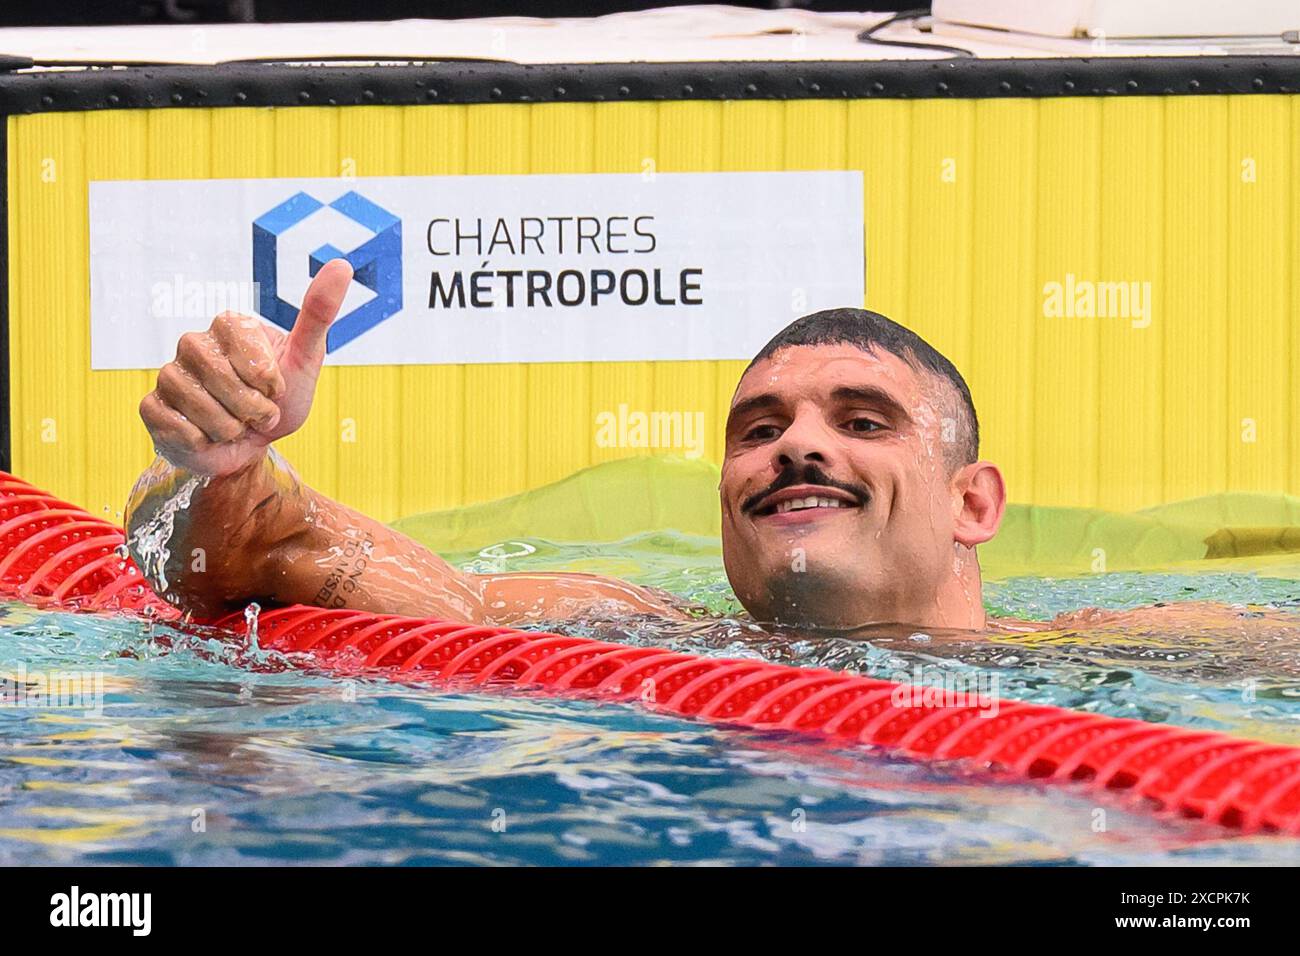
[741,463,871,514]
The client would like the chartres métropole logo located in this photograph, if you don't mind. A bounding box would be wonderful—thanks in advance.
[252,190,403,352]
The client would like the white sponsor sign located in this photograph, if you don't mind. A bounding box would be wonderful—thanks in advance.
[89,172,863,369]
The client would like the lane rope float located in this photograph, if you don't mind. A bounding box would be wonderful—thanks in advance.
[2,470,1299,836]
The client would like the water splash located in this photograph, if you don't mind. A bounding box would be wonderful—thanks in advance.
[112,541,131,577]
[139,602,157,641]
[244,602,261,655]
[464,541,538,574]
[126,472,207,595]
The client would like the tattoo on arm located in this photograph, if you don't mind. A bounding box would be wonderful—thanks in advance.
[314,529,377,609]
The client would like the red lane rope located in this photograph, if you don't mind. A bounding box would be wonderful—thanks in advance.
[1,470,1298,836]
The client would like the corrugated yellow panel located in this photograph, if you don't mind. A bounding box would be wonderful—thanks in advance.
[1291,96,1300,497]
[398,105,468,515]
[209,106,276,173]
[906,100,974,379]
[531,101,595,171]
[594,101,731,466]
[968,99,1038,500]
[83,110,151,520]
[461,104,531,503]
[10,113,88,508]
[592,101,657,172]
[784,97,851,388]
[524,104,595,491]
[1097,97,1164,512]
[785,100,847,171]
[846,100,910,318]
[1226,95,1291,493]
[589,362,654,465]
[652,360,717,462]
[720,101,784,170]
[1033,98,1101,508]
[657,101,732,468]
[9,96,1300,519]
[572,102,709,470]
[711,102,781,456]
[657,101,722,172]
[1163,96,1229,503]
[588,102,659,468]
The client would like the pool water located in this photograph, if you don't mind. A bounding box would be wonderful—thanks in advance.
[3,533,1300,866]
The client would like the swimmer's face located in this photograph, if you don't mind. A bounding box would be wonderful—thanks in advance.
[720,343,999,628]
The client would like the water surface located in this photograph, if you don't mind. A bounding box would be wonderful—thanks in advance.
[2,535,1299,865]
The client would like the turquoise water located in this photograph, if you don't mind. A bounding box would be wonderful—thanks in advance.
[3,535,1300,865]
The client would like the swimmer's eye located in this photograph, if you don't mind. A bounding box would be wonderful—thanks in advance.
[741,423,783,443]
[844,417,885,434]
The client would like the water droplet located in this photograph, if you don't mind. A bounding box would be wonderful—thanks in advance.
[245,601,261,653]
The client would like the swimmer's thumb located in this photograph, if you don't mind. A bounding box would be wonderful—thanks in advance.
[283,258,353,372]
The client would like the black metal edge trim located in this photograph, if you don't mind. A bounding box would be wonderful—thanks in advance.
[0,117,10,473]
[0,56,1296,114]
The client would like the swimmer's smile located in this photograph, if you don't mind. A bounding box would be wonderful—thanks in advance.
[747,483,867,525]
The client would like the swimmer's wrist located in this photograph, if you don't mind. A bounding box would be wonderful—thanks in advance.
[124,446,306,603]
[127,448,272,517]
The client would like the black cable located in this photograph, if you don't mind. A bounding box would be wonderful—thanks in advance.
[856,8,975,59]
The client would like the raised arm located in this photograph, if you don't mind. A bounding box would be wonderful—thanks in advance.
[125,260,688,624]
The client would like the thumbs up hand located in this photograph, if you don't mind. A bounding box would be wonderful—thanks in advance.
[139,258,353,476]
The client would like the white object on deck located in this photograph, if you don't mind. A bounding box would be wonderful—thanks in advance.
[932,0,1300,39]
[1,5,1297,70]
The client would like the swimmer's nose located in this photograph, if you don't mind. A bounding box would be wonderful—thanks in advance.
[772,412,831,469]
[777,449,825,468]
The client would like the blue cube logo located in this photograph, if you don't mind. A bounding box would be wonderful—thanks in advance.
[253,190,402,352]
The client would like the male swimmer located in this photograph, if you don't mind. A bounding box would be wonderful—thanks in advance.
[125,259,1256,635]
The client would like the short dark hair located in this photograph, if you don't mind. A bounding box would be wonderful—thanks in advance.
[746,308,979,467]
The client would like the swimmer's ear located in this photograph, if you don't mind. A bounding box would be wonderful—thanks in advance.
[951,461,1005,548]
